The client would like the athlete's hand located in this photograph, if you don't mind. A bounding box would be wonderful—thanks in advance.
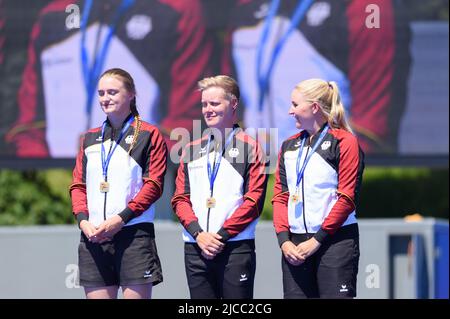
[296,237,321,259]
[196,232,225,260]
[79,220,99,242]
[92,215,125,243]
[281,241,305,266]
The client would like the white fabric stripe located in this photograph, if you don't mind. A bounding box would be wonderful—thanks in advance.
[85,141,155,227]
[182,150,257,242]
[283,146,356,233]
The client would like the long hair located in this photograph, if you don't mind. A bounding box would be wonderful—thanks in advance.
[100,68,141,154]
[294,78,353,133]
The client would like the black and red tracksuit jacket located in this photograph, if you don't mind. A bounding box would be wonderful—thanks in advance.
[70,114,167,227]
[272,125,364,246]
[171,126,268,243]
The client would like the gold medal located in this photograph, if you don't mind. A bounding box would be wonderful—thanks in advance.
[100,181,110,193]
[206,197,216,208]
[291,194,299,204]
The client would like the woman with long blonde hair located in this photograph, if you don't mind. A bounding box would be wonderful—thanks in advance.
[272,78,364,298]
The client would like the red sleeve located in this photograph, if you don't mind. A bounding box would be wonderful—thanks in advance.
[159,0,212,139]
[127,126,167,216]
[171,146,199,231]
[321,133,363,234]
[272,147,290,233]
[5,1,72,157]
[219,137,268,240]
[69,134,88,216]
[5,12,48,157]
[346,0,395,152]
[271,145,291,246]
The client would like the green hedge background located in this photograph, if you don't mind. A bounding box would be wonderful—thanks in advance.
[0,167,448,225]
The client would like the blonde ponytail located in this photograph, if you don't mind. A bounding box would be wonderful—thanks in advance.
[328,81,353,133]
[294,79,353,133]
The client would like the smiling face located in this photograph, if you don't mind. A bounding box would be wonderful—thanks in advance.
[98,75,134,119]
[289,89,318,132]
[201,86,237,130]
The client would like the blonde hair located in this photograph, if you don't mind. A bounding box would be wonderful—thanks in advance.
[294,78,353,133]
[100,68,141,154]
[198,75,240,102]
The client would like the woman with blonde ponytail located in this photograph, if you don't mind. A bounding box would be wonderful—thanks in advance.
[272,78,364,298]
[70,68,168,299]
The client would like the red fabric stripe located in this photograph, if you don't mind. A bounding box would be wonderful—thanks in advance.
[41,0,73,15]
[17,23,40,128]
[321,130,360,234]
[221,132,267,236]
[127,124,167,216]
[6,2,63,156]
[272,149,290,234]
[172,146,198,229]
[159,0,212,135]
[17,0,73,126]
[347,0,395,147]
[69,134,88,215]
[272,133,302,234]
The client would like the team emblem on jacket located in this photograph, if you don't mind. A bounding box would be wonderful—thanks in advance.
[125,135,134,144]
[321,141,331,150]
[199,146,207,154]
[228,147,239,158]
[126,15,152,40]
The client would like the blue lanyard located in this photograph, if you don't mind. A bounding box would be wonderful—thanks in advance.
[256,0,314,111]
[80,0,135,128]
[101,116,134,180]
[206,128,238,193]
[295,125,329,188]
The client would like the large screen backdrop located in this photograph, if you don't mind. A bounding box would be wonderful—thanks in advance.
[0,0,448,164]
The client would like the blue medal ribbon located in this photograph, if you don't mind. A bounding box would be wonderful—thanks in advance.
[294,125,329,190]
[256,0,314,112]
[101,116,134,180]
[80,0,135,129]
[206,128,238,194]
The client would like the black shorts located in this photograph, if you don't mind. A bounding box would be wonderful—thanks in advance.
[78,222,163,288]
[282,224,360,298]
[184,239,256,299]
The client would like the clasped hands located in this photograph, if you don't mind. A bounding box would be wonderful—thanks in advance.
[80,215,125,244]
[196,232,225,260]
[281,238,321,266]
